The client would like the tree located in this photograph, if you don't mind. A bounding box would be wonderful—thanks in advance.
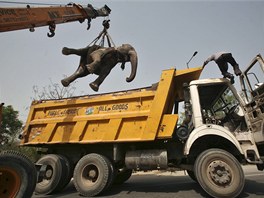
[32,78,77,100]
[0,105,23,145]
[0,105,39,161]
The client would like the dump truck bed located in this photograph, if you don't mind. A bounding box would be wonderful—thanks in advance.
[21,67,203,145]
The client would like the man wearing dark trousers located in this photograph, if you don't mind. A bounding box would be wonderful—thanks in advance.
[203,52,242,83]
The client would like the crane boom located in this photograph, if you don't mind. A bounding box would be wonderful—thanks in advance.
[0,3,111,35]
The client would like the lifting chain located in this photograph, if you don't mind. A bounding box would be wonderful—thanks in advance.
[88,19,115,48]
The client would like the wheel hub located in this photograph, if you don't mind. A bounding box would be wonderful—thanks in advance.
[88,169,97,179]
[208,160,232,186]
[83,165,99,184]
[45,169,53,179]
[0,168,21,198]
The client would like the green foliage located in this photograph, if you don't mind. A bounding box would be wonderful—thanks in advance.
[177,111,186,126]
[0,105,39,162]
[0,105,22,145]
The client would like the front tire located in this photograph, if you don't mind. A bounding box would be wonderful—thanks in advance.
[186,170,197,182]
[194,149,245,198]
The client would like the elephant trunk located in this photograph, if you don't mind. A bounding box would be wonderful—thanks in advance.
[126,50,138,82]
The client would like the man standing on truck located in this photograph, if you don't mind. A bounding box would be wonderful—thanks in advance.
[202,52,242,83]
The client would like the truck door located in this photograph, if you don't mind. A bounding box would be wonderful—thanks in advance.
[239,54,264,138]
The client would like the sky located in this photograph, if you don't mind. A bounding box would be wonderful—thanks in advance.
[0,0,264,122]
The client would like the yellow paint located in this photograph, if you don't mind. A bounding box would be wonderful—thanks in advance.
[21,67,203,145]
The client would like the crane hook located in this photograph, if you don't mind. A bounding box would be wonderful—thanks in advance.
[47,23,56,38]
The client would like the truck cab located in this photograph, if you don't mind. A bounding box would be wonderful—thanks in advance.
[185,55,264,165]
[180,55,264,198]
[239,54,264,144]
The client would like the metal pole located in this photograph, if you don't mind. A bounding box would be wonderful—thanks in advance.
[186,51,198,68]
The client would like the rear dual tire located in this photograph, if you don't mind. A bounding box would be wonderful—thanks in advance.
[73,153,114,197]
[35,154,73,195]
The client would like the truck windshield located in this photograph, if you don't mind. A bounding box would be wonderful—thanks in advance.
[198,83,240,125]
[212,87,239,116]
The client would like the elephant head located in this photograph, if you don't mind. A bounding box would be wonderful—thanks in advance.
[117,44,138,82]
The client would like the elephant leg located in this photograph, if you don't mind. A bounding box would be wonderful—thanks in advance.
[62,47,88,56]
[61,66,89,87]
[89,67,112,92]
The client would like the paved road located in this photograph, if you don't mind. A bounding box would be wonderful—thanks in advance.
[33,165,264,198]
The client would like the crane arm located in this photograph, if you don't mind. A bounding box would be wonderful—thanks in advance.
[0,3,111,35]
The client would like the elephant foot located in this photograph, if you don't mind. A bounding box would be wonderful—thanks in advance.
[61,79,70,87]
[87,65,95,74]
[89,82,99,92]
[62,47,70,55]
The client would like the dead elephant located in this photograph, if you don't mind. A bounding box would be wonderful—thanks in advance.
[61,44,138,92]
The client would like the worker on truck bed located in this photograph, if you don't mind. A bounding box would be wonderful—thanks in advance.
[202,52,242,83]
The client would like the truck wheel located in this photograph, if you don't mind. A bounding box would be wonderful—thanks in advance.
[102,156,115,192]
[73,153,113,197]
[194,148,245,198]
[54,155,74,192]
[0,150,37,198]
[114,168,132,184]
[35,154,67,195]
[186,170,197,182]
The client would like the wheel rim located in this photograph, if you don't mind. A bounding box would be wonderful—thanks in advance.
[0,167,21,198]
[82,164,99,187]
[207,160,232,187]
[38,165,54,187]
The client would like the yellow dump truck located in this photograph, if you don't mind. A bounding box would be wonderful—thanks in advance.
[21,55,264,198]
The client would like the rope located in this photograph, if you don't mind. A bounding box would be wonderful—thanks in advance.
[88,19,115,48]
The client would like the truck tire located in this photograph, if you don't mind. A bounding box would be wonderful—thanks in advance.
[35,154,68,195]
[186,170,197,182]
[194,148,245,198]
[56,155,74,192]
[73,153,113,197]
[103,156,116,191]
[102,156,115,192]
[114,168,132,184]
[0,150,37,198]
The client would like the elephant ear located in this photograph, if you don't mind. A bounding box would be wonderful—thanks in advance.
[126,50,138,82]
